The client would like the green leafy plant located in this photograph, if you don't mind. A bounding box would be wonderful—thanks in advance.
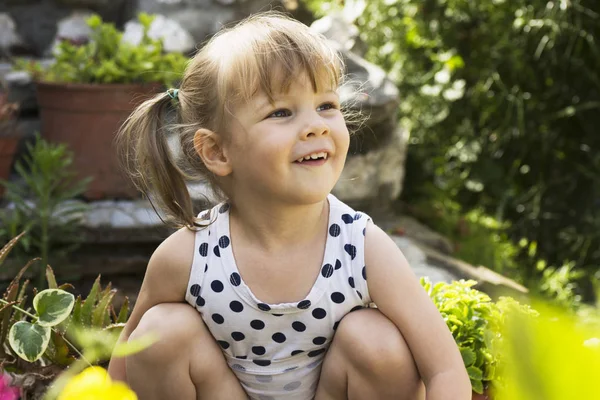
[15,13,188,86]
[0,134,91,288]
[304,0,600,302]
[0,233,143,399]
[420,277,537,394]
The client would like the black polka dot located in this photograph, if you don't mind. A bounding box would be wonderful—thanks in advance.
[204,264,208,272]
[354,213,362,220]
[212,313,224,324]
[292,321,306,332]
[190,284,201,297]
[284,381,302,391]
[333,321,340,330]
[251,320,265,330]
[308,349,326,357]
[362,266,367,280]
[256,375,273,383]
[236,355,247,359]
[199,243,209,257]
[291,350,304,356]
[217,340,229,349]
[219,235,230,248]
[344,244,357,260]
[334,259,342,270]
[231,332,245,341]
[272,332,286,343]
[321,264,333,278]
[350,305,363,313]
[341,214,354,224]
[213,245,220,257]
[356,290,363,300]
[312,308,327,319]
[231,364,245,371]
[230,301,244,313]
[219,203,230,213]
[297,300,311,309]
[331,292,345,304]
[284,366,298,372]
[348,277,355,288]
[363,227,366,236]
[253,360,271,367]
[257,303,271,311]
[272,313,283,317]
[329,223,341,237]
[195,296,205,307]
[252,346,266,356]
[230,273,241,286]
[312,336,327,345]
[211,280,224,293]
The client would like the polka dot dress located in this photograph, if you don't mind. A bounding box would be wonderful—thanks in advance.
[184,194,372,400]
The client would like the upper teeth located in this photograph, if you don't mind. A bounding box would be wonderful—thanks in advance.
[296,152,328,163]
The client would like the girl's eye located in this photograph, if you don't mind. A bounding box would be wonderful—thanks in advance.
[317,102,338,111]
[268,109,292,118]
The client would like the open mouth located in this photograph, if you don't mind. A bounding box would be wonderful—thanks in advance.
[294,152,328,164]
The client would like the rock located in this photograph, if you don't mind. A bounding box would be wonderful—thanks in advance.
[122,14,196,54]
[310,12,365,56]
[0,13,24,55]
[392,236,458,283]
[393,216,455,255]
[333,126,407,209]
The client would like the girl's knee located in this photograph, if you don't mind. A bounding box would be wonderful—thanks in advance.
[334,308,415,373]
[128,303,205,359]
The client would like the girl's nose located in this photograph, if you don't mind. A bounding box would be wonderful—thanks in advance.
[301,117,330,139]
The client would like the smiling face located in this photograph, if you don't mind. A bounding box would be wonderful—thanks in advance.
[223,71,350,206]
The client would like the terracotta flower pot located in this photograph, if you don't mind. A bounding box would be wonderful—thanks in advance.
[36,82,162,200]
[0,133,19,198]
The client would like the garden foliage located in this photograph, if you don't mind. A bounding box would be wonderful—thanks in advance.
[16,13,188,86]
[304,0,600,299]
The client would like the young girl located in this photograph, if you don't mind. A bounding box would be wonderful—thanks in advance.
[108,11,471,400]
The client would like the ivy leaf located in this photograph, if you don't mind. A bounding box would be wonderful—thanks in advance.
[33,289,75,327]
[9,321,51,362]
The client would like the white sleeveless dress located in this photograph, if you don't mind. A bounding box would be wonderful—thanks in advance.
[184,194,372,400]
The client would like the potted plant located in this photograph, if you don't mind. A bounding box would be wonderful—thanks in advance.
[16,13,189,199]
[420,277,537,399]
[0,87,21,198]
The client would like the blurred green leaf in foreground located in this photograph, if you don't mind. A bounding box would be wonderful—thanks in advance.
[495,302,600,399]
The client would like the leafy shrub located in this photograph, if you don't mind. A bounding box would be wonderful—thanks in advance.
[304,0,600,300]
[0,135,90,288]
[15,13,188,86]
[420,277,537,394]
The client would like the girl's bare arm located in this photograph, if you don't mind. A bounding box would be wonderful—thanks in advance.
[364,222,472,399]
[107,227,195,382]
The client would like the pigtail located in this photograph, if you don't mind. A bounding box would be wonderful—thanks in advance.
[116,92,196,229]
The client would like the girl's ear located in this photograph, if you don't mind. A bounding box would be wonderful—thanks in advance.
[193,128,232,177]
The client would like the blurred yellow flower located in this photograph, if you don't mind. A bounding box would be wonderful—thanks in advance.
[58,366,137,400]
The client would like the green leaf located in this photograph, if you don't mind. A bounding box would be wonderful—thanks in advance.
[116,297,129,324]
[81,276,101,326]
[33,289,75,327]
[467,365,483,381]
[471,377,484,394]
[0,231,26,266]
[92,288,115,328]
[460,347,476,367]
[46,266,58,289]
[8,321,51,362]
[112,331,158,358]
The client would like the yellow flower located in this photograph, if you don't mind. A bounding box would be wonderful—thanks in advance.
[58,366,137,400]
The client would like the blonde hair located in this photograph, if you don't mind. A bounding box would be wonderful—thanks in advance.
[117,11,347,229]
